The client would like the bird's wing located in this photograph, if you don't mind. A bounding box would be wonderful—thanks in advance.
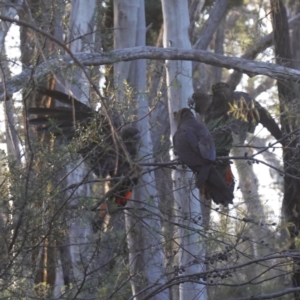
[28,107,91,121]
[196,132,216,161]
[175,124,216,161]
[233,91,282,141]
[37,87,92,113]
[189,93,213,115]
[192,122,216,161]
[255,101,282,141]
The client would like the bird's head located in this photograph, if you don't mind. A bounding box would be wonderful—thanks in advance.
[187,92,212,116]
[211,82,230,94]
[211,82,232,107]
[121,127,141,159]
[187,96,195,109]
[173,108,194,126]
[121,127,141,141]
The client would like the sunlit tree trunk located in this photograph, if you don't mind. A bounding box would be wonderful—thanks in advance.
[0,1,22,163]
[54,0,97,298]
[162,0,206,299]
[0,0,22,295]
[191,1,229,230]
[232,135,272,258]
[271,0,300,298]
[114,0,169,299]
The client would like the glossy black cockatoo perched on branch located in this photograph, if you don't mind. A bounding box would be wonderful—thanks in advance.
[187,82,283,193]
[173,108,234,206]
[28,88,141,207]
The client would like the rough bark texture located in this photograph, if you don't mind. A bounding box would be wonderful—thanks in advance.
[271,0,300,298]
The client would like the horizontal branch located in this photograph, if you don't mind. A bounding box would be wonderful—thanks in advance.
[80,47,300,81]
[0,12,299,99]
[234,287,300,300]
[227,12,300,88]
[2,45,300,99]
[140,251,299,300]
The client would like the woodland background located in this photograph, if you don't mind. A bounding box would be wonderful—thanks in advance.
[0,0,299,299]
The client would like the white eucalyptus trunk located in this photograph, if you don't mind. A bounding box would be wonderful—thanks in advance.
[114,0,169,299]
[0,0,23,163]
[161,1,207,299]
[232,134,272,258]
[67,0,96,102]
[54,0,97,297]
[0,0,22,49]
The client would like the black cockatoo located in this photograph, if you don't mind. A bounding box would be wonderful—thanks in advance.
[189,82,282,142]
[210,82,282,140]
[188,82,283,193]
[173,108,234,206]
[28,88,141,207]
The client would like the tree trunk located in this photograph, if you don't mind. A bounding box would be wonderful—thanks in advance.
[232,134,272,259]
[114,1,169,299]
[0,0,22,163]
[271,0,300,298]
[162,0,207,299]
[54,1,97,298]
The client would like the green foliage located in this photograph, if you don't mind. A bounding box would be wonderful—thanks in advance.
[1,0,297,299]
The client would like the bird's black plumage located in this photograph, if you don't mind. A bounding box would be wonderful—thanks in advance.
[210,82,282,141]
[189,82,282,142]
[173,108,234,206]
[28,88,141,206]
[188,82,283,192]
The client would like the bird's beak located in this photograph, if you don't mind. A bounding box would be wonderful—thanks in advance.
[173,111,178,119]
[187,96,195,109]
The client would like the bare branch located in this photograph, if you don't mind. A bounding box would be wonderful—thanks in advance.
[193,0,228,50]
[139,252,300,300]
[234,287,300,300]
[0,13,300,99]
[0,46,300,100]
[227,12,300,89]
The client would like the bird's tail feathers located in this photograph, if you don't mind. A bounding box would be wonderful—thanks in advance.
[225,164,235,192]
[195,165,212,189]
[205,167,234,206]
[115,190,132,207]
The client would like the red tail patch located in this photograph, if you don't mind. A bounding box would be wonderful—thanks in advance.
[115,190,132,207]
[200,164,234,199]
[200,184,211,199]
[225,165,234,186]
[99,203,108,218]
